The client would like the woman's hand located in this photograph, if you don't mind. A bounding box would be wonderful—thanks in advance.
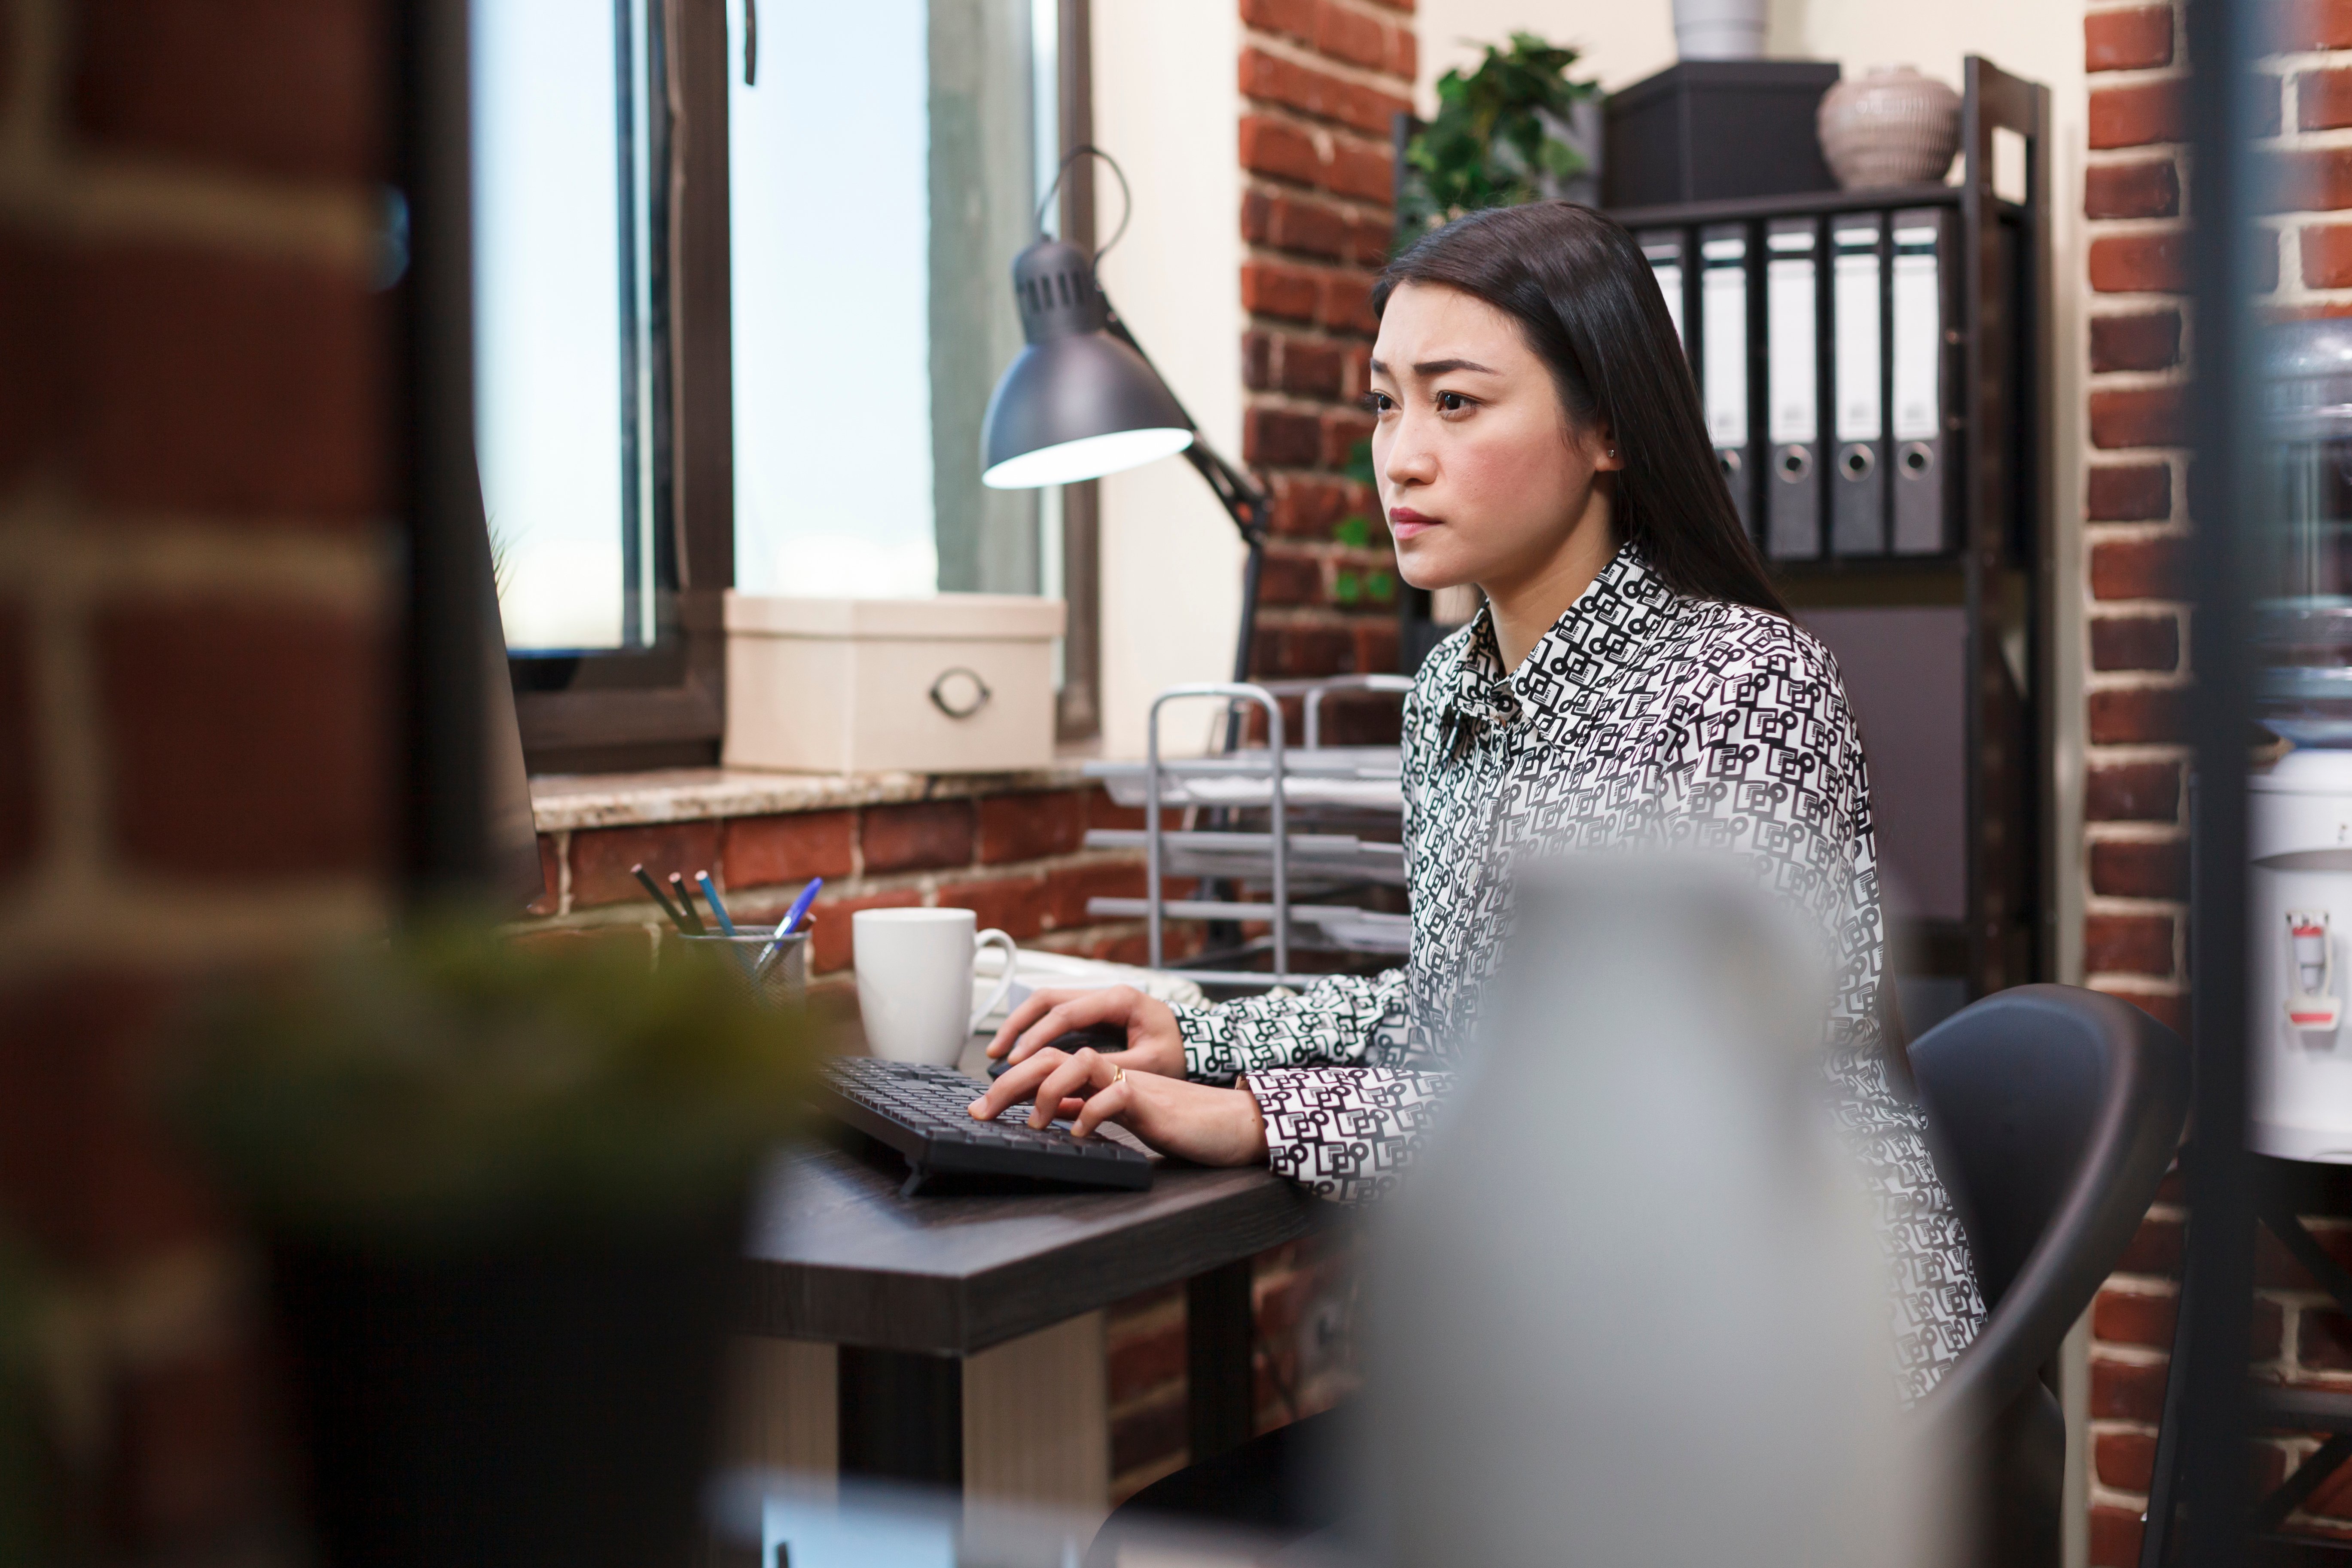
[967,1043,1269,1168]
[985,984,1187,1079]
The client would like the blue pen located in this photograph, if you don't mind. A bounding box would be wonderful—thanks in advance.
[754,877,823,979]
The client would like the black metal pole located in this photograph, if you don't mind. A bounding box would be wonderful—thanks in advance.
[1232,528,1266,686]
[2174,1,2261,1562]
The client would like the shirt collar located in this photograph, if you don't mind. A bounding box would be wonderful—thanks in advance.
[1440,543,1676,729]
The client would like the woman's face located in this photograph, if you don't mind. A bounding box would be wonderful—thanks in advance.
[1367,281,1621,594]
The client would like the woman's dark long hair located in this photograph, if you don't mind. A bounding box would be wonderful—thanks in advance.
[1372,202,1788,618]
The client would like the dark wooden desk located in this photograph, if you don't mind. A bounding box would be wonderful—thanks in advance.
[740,1132,1320,1486]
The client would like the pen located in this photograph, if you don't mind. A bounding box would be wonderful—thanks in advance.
[668,872,708,936]
[753,877,823,980]
[632,863,690,932]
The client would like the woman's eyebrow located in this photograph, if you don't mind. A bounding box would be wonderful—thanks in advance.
[1365,355,1500,378]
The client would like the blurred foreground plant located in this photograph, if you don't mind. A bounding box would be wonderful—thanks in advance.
[0,1234,46,1564]
[173,922,811,1247]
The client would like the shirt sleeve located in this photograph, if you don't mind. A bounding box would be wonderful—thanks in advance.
[1666,628,1882,1052]
[1170,967,1411,1081]
[1171,677,1432,1199]
[1243,1065,1449,1203]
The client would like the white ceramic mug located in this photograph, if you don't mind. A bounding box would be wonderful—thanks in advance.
[853,907,1020,1066]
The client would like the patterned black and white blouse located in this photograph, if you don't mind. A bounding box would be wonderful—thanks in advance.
[1169,543,1987,1400]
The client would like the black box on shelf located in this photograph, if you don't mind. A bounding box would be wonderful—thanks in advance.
[1602,60,1842,209]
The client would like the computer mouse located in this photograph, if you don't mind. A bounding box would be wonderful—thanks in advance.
[987,1022,1126,1077]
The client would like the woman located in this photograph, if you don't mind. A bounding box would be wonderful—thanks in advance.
[971,203,1986,1406]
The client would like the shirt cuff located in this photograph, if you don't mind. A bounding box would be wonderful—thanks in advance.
[1245,1066,1449,1204]
[1171,1003,1237,1084]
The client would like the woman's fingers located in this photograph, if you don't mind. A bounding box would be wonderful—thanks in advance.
[1006,987,1139,1065]
[1071,1074,1134,1138]
[967,1046,1069,1120]
[1026,1048,1104,1129]
[986,989,1080,1059]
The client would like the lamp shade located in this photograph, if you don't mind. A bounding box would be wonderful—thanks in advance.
[980,238,1193,489]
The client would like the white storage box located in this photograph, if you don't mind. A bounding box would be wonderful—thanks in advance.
[723,593,1066,774]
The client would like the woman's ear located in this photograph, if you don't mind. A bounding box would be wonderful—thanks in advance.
[1592,422,1627,473]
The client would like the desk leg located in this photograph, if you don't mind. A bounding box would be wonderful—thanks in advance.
[1188,1259,1256,1463]
[838,1347,963,1486]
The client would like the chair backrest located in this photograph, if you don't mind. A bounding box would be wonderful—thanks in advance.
[1907,984,2189,1429]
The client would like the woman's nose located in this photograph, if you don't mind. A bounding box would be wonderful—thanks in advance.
[1385,436,1436,487]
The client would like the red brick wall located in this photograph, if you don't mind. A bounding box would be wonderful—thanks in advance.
[523,785,1196,978]
[2080,9,2194,1559]
[1238,0,1414,699]
[0,0,394,1553]
[2082,2,2190,1040]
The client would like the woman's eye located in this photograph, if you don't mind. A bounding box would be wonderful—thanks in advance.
[1436,391,1470,413]
[1364,390,1395,414]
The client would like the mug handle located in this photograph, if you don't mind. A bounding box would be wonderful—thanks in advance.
[970,929,1021,1035]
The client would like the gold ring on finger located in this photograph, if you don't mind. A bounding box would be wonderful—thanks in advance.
[1111,1064,1125,1086]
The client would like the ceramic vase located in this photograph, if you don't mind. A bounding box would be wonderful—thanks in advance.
[1817,67,1963,189]
[1671,0,1767,61]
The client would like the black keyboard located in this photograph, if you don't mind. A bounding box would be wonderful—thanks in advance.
[812,1058,1153,1196]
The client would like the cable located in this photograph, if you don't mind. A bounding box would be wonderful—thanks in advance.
[1032,144,1133,262]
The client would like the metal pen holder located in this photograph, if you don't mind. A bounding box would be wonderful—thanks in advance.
[677,929,810,1008]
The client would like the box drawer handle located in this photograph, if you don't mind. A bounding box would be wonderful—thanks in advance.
[929,666,994,720]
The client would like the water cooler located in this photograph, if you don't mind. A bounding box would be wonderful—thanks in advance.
[2252,322,2352,1160]
[2250,751,2352,1159]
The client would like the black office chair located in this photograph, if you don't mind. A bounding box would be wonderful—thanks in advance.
[1906,983,2191,1568]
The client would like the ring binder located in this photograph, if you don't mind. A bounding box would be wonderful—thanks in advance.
[1831,217,1888,556]
[1640,230,1688,351]
[1700,226,1754,539]
[1891,209,1949,554]
[1766,219,1821,560]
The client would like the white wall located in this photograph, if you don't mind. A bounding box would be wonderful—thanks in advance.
[1089,3,1247,760]
[1417,0,1676,97]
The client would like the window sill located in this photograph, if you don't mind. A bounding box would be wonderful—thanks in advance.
[529,758,1100,833]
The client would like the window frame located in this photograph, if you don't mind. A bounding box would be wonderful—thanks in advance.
[509,0,1098,772]
[1051,0,1101,744]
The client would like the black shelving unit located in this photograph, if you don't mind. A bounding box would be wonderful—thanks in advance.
[1617,56,2054,1008]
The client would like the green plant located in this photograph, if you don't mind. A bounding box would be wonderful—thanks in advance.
[173,924,812,1248]
[1400,33,1600,238]
[1338,437,1378,549]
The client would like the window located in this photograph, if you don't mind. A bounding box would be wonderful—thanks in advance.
[475,0,1093,770]
[474,0,664,652]
[726,0,1059,601]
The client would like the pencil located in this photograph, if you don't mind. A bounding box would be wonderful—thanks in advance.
[632,863,689,932]
[668,872,708,936]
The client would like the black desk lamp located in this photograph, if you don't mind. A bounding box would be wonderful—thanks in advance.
[981,150,1271,687]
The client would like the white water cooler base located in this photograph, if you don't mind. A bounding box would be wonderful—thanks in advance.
[2254,1118,2352,1163]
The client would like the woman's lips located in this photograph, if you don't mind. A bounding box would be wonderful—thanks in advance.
[1388,508,1440,541]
